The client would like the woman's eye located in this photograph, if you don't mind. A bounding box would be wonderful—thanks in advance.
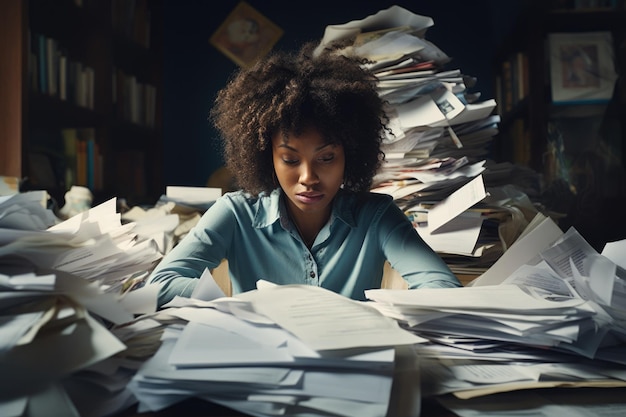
[282,158,298,165]
[319,154,335,163]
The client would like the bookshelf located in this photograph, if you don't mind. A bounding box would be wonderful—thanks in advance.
[0,0,164,207]
[493,2,626,249]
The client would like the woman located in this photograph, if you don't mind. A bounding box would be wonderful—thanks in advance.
[149,42,460,308]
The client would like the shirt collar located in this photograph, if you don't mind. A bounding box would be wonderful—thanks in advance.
[252,188,357,229]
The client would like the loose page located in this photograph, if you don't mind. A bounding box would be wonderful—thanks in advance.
[416,210,483,256]
[314,5,434,57]
[427,174,487,233]
[364,284,585,312]
[470,214,563,287]
[239,285,424,351]
[190,267,226,301]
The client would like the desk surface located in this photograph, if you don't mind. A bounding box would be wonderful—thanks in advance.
[118,387,626,416]
[119,397,456,417]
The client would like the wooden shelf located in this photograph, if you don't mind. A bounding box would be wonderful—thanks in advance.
[0,0,164,207]
[493,4,626,250]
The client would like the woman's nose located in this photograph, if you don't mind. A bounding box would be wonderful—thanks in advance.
[299,162,319,185]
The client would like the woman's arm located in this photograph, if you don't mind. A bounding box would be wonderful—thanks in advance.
[379,201,462,289]
[149,197,235,307]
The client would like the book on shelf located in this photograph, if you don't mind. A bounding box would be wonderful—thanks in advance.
[516,51,529,103]
[113,67,157,128]
[497,51,529,116]
[61,128,77,189]
[511,118,531,166]
[112,0,152,48]
[37,34,46,94]
[45,37,57,97]
[62,128,101,192]
[28,32,95,109]
[58,52,67,101]
[501,59,513,113]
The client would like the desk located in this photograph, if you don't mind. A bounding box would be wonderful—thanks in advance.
[118,397,456,417]
[120,388,626,417]
[117,344,443,417]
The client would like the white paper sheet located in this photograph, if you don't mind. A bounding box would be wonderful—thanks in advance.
[427,174,487,233]
[239,284,423,351]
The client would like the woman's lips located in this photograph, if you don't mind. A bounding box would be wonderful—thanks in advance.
[296,192,324,204]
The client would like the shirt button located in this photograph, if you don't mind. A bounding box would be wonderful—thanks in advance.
[309,271,316,278]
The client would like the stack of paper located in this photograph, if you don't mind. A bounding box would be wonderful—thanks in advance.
[0,193,168,417]
[0,268,133,416]
[122,185,223,252]
[0,197,166,294]
[364,221,626,401]
[158,185,222,211]
[61,310,166,417]
[128,282,423,417]
[316,5,497,184]
[316,6,543,277]
[0,191,58,244]
[366,284,600,354]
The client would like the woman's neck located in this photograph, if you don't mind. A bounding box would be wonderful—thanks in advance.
[286,204,330,248]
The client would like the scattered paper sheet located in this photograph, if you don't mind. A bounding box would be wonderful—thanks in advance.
[470,214,563,287]
[190,268,226,301]
[165,186,221,204]
[601,239,626,270]
[238,285,424,351]
[416,210,483,256]
[427,174,487,233]
[314,5,434,56]
[365,284,586,312]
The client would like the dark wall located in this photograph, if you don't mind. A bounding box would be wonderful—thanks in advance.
[162,0,523,187]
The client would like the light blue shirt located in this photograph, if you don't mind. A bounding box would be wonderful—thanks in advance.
[149,188,461,307]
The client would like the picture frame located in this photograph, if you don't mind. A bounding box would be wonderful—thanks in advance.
[548,31,618,104]
[209,2,283,68]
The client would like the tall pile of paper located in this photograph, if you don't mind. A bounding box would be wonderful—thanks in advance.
[316,5,496,197]
[0,192,167,417]
[128,283,423,417]
[364,224,626,401]
[0,196,170,294]
[315,5,544,277]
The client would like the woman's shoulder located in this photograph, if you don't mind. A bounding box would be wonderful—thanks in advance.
[221,189,252,202]
[344,190,394,208]
[337,191,396,222]
[221,189,278,203]
[217,189,280,215]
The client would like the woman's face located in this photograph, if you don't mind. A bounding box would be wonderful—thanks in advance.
[272,128,345,219]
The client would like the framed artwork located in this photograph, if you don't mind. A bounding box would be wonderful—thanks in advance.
[548,31,618,104]
[209,1,283,68]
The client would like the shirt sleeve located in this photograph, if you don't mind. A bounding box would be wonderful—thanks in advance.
[148,196,235,308]
[378,200,462,289]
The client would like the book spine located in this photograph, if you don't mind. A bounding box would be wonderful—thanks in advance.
[76,139,86,186]
[86,137,95,190]
[46,37,57,97]
[501,60,513,113]
[58,52,67,101]
[61,128,78,189]
[38,34,47,94]
[94,142,103,191]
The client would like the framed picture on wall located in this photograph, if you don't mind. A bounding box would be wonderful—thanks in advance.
[209,1,283,68]
[548,31,618,104]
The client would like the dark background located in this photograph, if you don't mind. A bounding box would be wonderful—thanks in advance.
[162,0,524,188]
